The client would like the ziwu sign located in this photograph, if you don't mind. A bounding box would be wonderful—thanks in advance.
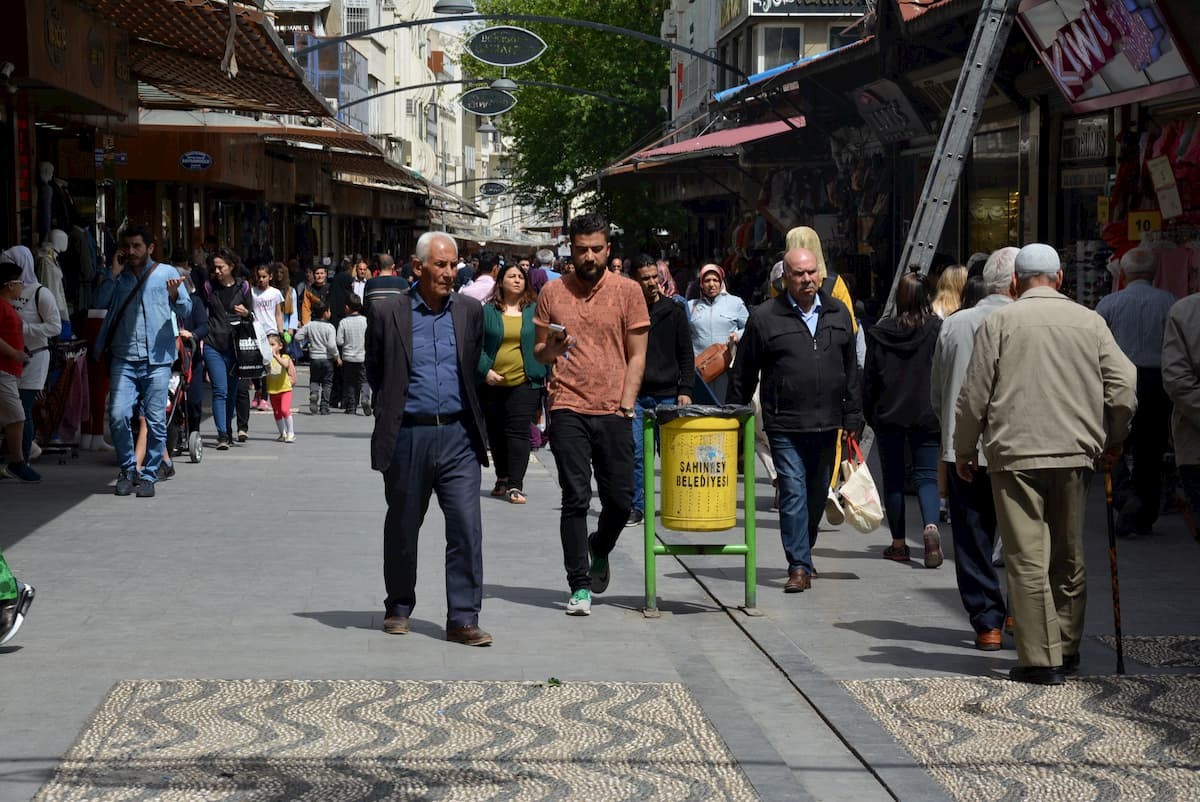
[460,87,517,117]
[1017,0,1197,112]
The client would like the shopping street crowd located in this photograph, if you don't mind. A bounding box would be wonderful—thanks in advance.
[2,213,1199,686]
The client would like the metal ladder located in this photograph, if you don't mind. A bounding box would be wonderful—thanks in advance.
[884,0,1021,314]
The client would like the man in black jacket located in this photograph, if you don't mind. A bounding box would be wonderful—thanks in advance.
[365,231,492,646]
[630,255,694,527]
[728,248,862,593]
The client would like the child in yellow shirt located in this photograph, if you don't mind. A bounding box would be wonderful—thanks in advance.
[266,333,297,442]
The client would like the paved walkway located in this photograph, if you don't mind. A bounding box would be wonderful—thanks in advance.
[2,371,1198,801]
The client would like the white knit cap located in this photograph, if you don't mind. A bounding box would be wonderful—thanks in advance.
[1014,243,1061,276]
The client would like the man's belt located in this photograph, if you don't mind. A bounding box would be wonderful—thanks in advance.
[402,411,465,426]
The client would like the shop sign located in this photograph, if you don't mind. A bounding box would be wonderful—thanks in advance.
[1061,166,1108,190]
[1060,115,1109,161]
[854,80,927,144]
[479,182,507,197]
[720,0,747,33]
[1128,210,1162,241]
[514,194,536,206]
[751,0,866,14]
[1018,0,1198,113]
[465,27,546,68]
[44,0,67,71]
[459,87,517,117]
[180,151,213,171]
[87,27,106,89]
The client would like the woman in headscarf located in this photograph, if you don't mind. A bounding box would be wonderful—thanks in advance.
[688,263,748,404]
[785,226,859,336]
[0,246,61,470]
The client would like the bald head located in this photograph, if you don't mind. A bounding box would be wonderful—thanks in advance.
[783,248,820,308]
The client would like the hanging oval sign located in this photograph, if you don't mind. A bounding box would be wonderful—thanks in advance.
[459,87,517,117]
[479,182,508,197]
[465,26,547,68]
[514,194,535,206]
[180,151,214,171]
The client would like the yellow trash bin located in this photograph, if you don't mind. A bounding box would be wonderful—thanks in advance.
[660,416,739,531]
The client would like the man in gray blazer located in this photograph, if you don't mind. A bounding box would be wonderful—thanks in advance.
[366,231,492,646]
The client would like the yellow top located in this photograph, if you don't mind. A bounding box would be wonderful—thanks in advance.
[492,313,526,387]
[266,354,293,394]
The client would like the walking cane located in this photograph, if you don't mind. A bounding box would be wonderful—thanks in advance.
[1103,467,1126,675]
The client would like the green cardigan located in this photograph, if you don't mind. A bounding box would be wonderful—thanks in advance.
[477,304,548,387]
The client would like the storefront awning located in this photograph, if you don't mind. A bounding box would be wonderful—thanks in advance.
[80,0,331,116]
[714,37,878,105]
[590,115,806,181]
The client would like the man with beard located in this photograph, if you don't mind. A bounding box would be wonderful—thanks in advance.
[535,213,649,616]
[366,231,492,646]
[95,224,191,496]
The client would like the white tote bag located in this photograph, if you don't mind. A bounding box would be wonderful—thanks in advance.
[838,438,884,534]
[251,320,273,366]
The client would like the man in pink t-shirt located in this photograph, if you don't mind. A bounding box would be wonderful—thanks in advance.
[535,213,649,616]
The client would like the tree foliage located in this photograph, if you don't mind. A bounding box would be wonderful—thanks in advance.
[466,0,675,248]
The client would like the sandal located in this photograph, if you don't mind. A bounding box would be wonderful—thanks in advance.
[507,488,527,504]
[491,479,508,497]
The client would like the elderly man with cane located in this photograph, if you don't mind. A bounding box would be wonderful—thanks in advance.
[954,244,1137,685]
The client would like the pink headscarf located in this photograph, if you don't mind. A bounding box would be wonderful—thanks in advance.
[656,261,677,297]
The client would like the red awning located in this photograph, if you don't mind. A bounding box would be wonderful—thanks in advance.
[633,115,806,163]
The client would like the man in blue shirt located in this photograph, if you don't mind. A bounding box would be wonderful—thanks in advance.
[366,231,492,646]
[95,225,190,497]
[1095,247,1178,538]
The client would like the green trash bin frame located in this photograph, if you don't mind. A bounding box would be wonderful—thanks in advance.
[641,409,758,617]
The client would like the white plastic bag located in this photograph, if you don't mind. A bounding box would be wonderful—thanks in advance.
[838,438,883,534]
[251,320,273,365]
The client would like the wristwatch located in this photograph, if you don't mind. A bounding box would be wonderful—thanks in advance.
[619,407,636,419]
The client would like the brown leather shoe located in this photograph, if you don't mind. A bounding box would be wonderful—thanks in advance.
[382,615,410,635]
[784,570,811,593]
[1004,615,1014,635]
[446,624,494,646]
[975,629,1003,651]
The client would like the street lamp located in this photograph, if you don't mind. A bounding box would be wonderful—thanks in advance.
[433,0,477,14]
[477,119,497,135]
[490,76,518,91]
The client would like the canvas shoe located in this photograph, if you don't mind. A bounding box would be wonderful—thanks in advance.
[565,588,592,616]
[7,463,40,483]
[0,583,35,646]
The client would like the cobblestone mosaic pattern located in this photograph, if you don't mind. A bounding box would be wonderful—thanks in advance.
[1096,635,1200,668]
[35,680,759,802]
[843,675,1200,802]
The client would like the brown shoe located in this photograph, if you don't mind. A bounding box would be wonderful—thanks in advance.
[382,615,410,635]
[447,624,494,646]
[784,570,811,593]
[975,629,1003,651]
[1004,615,1014,635]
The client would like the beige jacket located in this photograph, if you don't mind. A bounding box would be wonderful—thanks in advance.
[953,287,1137,472]
[1162,294,1200,466]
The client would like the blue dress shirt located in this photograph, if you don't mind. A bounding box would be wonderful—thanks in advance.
[405,292,463,415]
[787,291,822,338]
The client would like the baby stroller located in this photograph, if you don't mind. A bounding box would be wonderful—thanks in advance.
[165,336,202,464]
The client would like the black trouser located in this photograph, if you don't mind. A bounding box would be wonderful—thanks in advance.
[309,359,333,412]
[1126,367,1172,531]
[481,382,541,491]
[236,378,250,432]
[331,362,344,408]
[342,361,365,412]
[382,420,483,628]
[549,410,634,591]
[946,463,1007,634]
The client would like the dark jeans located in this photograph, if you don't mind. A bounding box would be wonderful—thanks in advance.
[481,382,541,491]
[767,430,837,574]
[342,361,365,412]
[309,359,333,412]
[1181,465,1200,530]
[202,347,238,436]
[550,409,634,591]
[631,394,675,513]
[876,427,941,541]
[946,463,1006,633]
[187,346,207,433]
[1126,367,1172,531]
[382,420,483,629]
[236,378,250,432]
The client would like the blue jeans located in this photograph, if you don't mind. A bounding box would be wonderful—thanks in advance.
[202,347,238,436]
[768,430,838,574]
[876,427,941,541]
[107,358,171,483]
[631,394,675,513]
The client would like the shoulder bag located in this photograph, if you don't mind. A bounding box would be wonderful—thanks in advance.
[96,262,160,368]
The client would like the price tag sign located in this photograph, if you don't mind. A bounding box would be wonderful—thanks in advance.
[1128,211,1162,241]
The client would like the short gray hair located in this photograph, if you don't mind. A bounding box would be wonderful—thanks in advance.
[536,248,554,266]
[982,247,1019,294]
[415,231,456,263]
[1120,247,1156,277]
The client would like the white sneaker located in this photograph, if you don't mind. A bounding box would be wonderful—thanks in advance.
[284,434,296,443]
[565,589,591,616]
[276,434,287,442]
[28,442,42,462]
